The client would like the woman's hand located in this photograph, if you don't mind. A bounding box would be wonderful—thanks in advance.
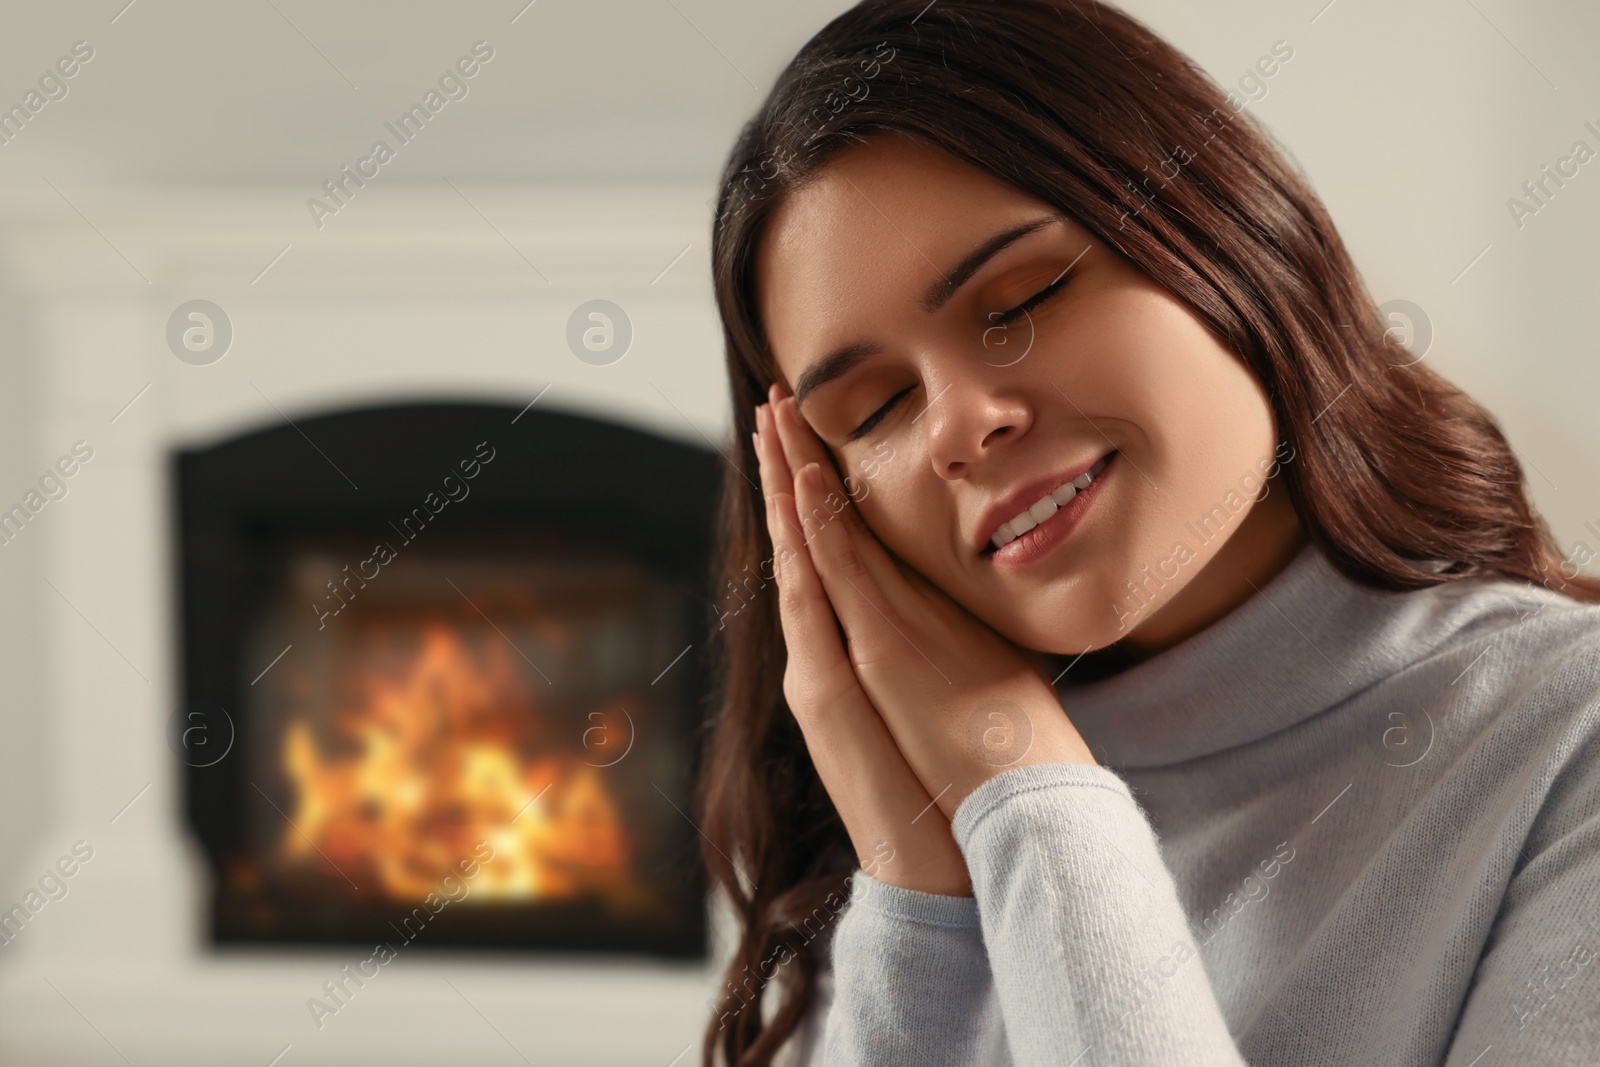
[755,397,972,897]
[765,385,1097,822]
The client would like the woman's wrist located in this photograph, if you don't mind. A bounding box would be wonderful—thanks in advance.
[866,860,973,898]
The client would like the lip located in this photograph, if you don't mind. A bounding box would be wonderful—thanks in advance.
[978,451,1117,568]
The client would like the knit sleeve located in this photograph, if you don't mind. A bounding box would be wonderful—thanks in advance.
[1437,701,1600,1065]
[812,867,1010,1065]
[950,761,1248,1067]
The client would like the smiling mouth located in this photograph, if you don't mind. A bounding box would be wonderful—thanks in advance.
[980,451,1116,557]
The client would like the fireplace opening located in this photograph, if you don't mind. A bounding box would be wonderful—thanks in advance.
[174,402,720,959]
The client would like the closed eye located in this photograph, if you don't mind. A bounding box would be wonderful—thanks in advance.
[844,261,1078,442]
[989,264,1075,327]
[846,384,915,442]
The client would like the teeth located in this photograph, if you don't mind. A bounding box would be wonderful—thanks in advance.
[989,454,1113,552]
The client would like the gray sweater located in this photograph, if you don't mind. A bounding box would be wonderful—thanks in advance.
[793,542,1600,1065]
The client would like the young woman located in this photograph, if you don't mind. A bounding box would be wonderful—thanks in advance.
[695,2,1600,1064]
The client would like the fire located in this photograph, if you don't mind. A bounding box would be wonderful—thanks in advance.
[276,621,637,904]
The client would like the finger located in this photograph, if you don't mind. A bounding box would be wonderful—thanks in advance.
[756,403,811,581]
[767,384,834,489]
[755,409,858,712]
[767,445,960,863]
[761,411,969,878]
[772,392,936,635]
[792,459,908,671]
[770,390,866,531]
[754,399,795,503]
[757,401,819,579]
[771,392,908,580]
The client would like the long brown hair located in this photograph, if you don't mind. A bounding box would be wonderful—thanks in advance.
[694,1,1600,1062]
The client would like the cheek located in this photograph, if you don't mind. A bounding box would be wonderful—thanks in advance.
[1107,324,1274,590]
[851,462,956,575]
[1145,329,1276,518]
[1074,288,1275,508]
[852,467,915,552]
[998,290,1278,652]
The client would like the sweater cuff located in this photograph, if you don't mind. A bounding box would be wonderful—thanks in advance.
[950,760,1136,852]
[846,867,982,928]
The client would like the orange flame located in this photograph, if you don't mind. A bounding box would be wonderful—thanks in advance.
[277,622,635,904]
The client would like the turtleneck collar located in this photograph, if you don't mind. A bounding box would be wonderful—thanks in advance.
[1055,540,1487,770]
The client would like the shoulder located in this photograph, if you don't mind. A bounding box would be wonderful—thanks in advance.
[1412,572,1600,712]
[1379,574,1600,816]
[1432,576,1600,832]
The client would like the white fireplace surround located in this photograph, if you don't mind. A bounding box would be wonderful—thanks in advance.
[0,184,747,1066]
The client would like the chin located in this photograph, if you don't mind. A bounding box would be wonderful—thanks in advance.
[981,577,1137,657]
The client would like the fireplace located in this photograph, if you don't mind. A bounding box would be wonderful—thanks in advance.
[173,401,719,959]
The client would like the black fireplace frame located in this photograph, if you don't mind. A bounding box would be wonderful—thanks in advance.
[171,400,721,959]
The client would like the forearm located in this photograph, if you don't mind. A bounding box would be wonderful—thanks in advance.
[819,868,1009,1066]
[952,762,1246,1067]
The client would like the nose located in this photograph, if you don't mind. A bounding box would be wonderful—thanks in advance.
[922,362,1033,480]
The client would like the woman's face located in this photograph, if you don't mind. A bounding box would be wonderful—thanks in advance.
[756,135,1295,656]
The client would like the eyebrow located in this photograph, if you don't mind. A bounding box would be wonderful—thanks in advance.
[791,213,1068,409]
